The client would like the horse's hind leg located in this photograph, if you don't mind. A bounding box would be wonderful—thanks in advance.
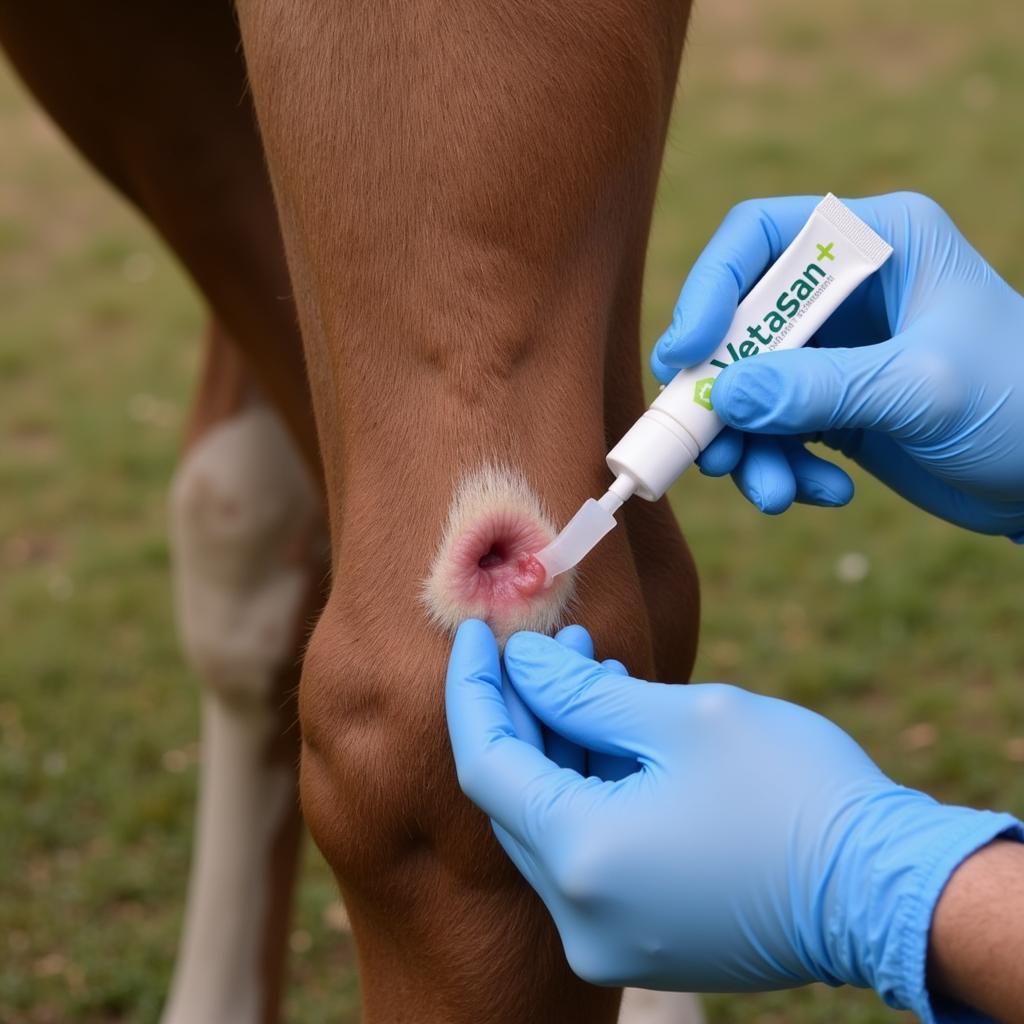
[165,321,327,1024]
[0,6,327,1020]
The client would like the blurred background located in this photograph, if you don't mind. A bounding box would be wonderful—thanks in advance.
[2,1,1022,1021]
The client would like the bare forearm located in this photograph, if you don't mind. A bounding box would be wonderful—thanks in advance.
[928,839,1024,1022]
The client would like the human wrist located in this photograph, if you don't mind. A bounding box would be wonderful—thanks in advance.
[927,838,1024,1022]
[819,787,1022,1020]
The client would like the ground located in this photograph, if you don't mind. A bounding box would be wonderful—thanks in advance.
[1,1,1023,1021]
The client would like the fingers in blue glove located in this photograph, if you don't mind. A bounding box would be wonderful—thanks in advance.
[784,441,855,507]
[553,624,594,658]
[503,632,670,764]
[548,627,637,780]
[712,341,908,436]
[446,620,586,843]
[697,427,744,477]
[601,658,629,676]
[707,433,853,514]
[731,435,797,515]
[545,625,595,773]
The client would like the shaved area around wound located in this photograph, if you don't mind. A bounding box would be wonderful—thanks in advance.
[422,464,575,642]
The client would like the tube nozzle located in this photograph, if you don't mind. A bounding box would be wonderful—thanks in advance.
[597,473,637,515]
[534,476,637,581]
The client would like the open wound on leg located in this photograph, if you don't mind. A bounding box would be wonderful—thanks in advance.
[422,464,575,642]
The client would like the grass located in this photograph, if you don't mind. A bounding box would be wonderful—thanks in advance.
[2,1,1023,1021]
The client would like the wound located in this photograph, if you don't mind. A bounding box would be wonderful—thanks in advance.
[422,465,574,641]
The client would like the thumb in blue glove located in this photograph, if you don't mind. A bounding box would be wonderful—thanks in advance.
[652,193,1024,539]
[446,619,1022,1020]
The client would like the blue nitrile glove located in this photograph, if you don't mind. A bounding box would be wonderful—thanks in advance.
[651,193,1024,540]
[446,619,1023,1020]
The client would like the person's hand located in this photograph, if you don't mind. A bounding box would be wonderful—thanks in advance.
[446,619,1021,1019]
[651,192,1024,540]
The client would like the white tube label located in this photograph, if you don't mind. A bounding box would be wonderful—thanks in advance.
[606,194,893,500]
[654,194,893,451]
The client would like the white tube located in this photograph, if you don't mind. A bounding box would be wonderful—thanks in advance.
[607,194,893,501]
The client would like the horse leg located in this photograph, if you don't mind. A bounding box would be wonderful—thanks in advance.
[165,321,327,1024]
[236,2,699,1021]
[0,6,327,1019]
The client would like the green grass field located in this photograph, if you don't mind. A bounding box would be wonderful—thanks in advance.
[2,2,1022,1021]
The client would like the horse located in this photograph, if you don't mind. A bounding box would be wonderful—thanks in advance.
[1,2,702,1020]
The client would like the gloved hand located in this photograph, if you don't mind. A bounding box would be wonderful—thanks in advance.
[446,619,1022,1020]
[651,192,1024,540]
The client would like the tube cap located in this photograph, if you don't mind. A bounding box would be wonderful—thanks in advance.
[606,410,700,501]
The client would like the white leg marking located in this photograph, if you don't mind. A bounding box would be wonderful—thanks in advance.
[618,989,705,1024]
[161,406,325,1024]
[162,697,294,1024]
